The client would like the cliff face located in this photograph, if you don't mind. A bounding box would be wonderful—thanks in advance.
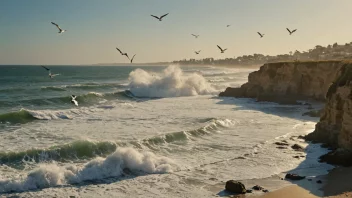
[219,61,344,103]
[306,63,352,150]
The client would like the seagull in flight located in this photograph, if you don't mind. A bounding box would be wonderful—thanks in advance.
[116,47,129,59]
[191,34,200,38]
[217,45,227,53]
[41,66,60,78]
[130,54,136,63]
[227,25,231,27]
[286,28,297,35]
[51,22,66,34]
[257,32,264,38]
[71,95,78,106]
[151,13,169,21]
[195,50,201,55]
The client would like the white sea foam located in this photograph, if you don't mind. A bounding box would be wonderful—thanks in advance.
[25,108,79,120]
[128,65,217,98]
[0,148,177,193]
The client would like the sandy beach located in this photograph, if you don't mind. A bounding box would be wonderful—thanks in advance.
[256,167,352,198]
[206,166,352,198]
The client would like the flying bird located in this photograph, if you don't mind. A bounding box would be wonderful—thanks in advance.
[116,47,129,59]
[191,34,200,38]
[286,28,297,35]
[130,54,136,63]
[41,66,60,79]
[151,13,169,21]
[195,50,201,55]
[217,45,227,53]
[51,22,66,34]
[227,25,231,27]
[257,32,264,38]
[71,95,78,106]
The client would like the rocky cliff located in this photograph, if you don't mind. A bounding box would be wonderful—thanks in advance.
[220,61,352,165]
[304,63,352,166]
[219,61,344,104]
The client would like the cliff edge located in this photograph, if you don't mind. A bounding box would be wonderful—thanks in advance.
[305,62,352,166]
[219,61,344,104]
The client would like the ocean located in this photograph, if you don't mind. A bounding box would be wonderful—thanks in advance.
[0,65,332,197]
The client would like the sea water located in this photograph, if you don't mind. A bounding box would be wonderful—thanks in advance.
[0,65,332,197]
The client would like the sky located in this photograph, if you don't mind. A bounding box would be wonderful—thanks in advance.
[1,0,352,65]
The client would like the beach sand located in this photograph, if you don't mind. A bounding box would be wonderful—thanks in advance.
[256,167,352,198]
[207,167,352,198]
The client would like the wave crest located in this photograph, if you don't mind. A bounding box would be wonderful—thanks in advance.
[0,148,177,193]
[0,109,79,124]
[128,65,217,98]
[0,119,235,165]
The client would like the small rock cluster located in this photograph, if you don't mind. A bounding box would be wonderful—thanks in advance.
[225,181,269,194]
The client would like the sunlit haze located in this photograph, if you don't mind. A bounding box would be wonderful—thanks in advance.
[1,0,352,65]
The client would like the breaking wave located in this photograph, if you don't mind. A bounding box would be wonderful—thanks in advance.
[0,109,79,124]
[0,148,178,193]
[0,119,235,165]
[128,65,218,98]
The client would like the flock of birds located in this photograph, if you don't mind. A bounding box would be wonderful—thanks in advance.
[49,13,298,58]
[41,13,298,107]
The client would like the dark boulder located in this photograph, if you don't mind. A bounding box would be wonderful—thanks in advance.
[297,135,305,139]
[225,180,246,194]
[219,87,245,97]
[274,142,290,146]
[293,156,300,159]
[262,189,269,193]
[316,180,322,184]
[252,185,264,190]
[291,144,305,152]
[285,173,305,180]
[246,189,253,193]
[276,146,288,149]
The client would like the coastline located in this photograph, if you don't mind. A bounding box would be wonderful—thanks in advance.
[215,60,352,198]
[207,165,352,198]
[258,166,352,198]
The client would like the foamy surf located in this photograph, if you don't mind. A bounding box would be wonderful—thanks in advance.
[0,148,178,193]
[128,65,218,98]
[0,118,236,165]
[1,65,329,198]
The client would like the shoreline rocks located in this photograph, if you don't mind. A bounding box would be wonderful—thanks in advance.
[291,144,305,152]
[225,180,246,194]
[285,173,306,180]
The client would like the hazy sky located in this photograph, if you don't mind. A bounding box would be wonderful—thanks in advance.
[1,0,352,65]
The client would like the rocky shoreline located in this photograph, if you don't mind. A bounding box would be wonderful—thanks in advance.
[218,60,352,196]
[219,60,352,167]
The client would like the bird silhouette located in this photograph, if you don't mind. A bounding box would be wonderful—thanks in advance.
[286,28,297,35]
[151,13,169,21]
[51,22,66,34]
[217,45,227,53]
[257,32,264,38]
